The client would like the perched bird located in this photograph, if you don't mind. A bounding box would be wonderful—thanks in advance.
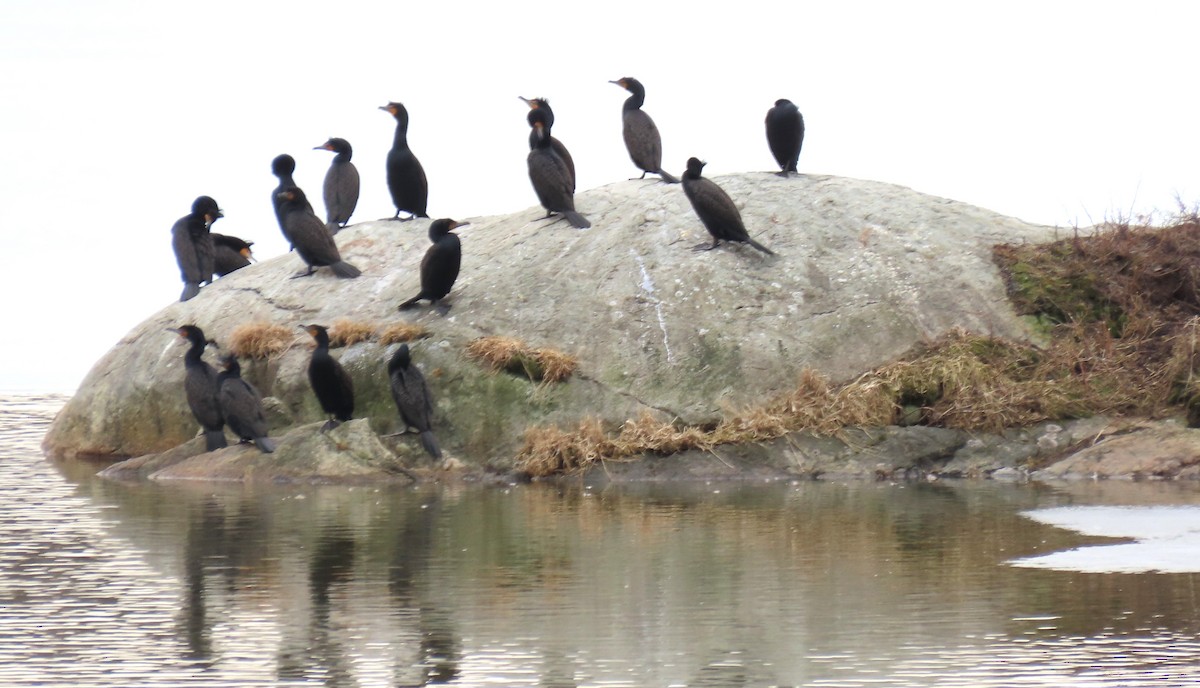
[171,196,222,301]
[216,354,275,453]
[211,233,255,277]
[519,96,575,191]
[277,188,362,278]
[682,158,774,255]
[170,325,226,451]
[301,324,354,432]
[314,137,360,233]
[398,218,467,311]
[387,343,441,459]
[765,99,805,176]
[270,154,313,247]
[609,77,678,183]
[527,108,590,228]
[379,102,429,221]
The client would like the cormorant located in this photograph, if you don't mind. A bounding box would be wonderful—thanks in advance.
[609,77,679,184]
[682,158,774,255]
[170,325,227,451]
[527,108,590,228]
[211,233,255,277]
[216,354,276,453]
[301,324,354,431]
[766,99,804,176]
[314,137,360,233]
[398,218,467,311]
[387,343,441,459]
[277,188,362,278]
[379,102,430,221]
[270,154,314,248]
[171,196,222,301]
[519,97,575,192]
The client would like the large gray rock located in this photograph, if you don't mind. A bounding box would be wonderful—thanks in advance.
[44,173,1056,469]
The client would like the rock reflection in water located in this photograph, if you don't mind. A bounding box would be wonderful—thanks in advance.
[5,395,1200,686]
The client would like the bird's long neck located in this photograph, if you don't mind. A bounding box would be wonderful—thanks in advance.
[185,338,207,366]
[623,88,645,112]
[188,213,210,237]
[392,119,410,148]
[334,149,351,164]
[313,331,330,353]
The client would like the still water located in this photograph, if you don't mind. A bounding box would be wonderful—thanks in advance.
[4,394,1200,687]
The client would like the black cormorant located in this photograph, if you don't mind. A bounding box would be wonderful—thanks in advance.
[170,325,227,451]
[277,188,362,278]
[527,108,590,228]
[301,324,354,432]
[314,137,360,233]
[519,97,575,192]
[379,102,430,221]
[398,218,467,311]
[766,99,804,176]
[211,233,254,277]
[216,354,276,453]
[682,158,774,255]
[270,154,313,248]
[609,77,679,184]
[387,343,441,459]
[171,196,222,301]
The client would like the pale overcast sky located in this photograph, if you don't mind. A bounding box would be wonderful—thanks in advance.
[2,1,1198,392]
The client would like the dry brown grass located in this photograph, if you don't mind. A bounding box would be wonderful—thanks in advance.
[227,322,296,360]
[377,322,431,345]
[466,336,578,383]
[328,319,377,347]
[515,218,1200,476]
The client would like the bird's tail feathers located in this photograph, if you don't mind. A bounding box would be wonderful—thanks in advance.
[748,238,776,256]
[419,430,443,460]
[657,169,680,184]
[330,261,362,278]
[325,221,341,236]
[397,293,423,310]
[204,430,228,452]
[564,211,592,229]
[254,436,277,454]
[181,283,201,301]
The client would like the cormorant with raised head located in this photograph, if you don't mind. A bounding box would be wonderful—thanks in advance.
[277,188,362,278]
[314,137,360,233]
[609,77,679,184]
[270,154,313,248]
[682,158,774,255]
[216,354,275,453]
[170,325,227,451]
[301,324,354,432]
[398,218,467,311]
[527,108,590,228]
[519,97,575,191]
[171,196,222,301]
[211,233,254,277]
[766,99,804,176]
[387,343,442,459]
[379,102,429,221]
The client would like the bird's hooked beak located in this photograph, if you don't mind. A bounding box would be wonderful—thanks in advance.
[239,248,255,261]
[518,96,535,107]
[314,142,332,151]
[450,220,470,231]
[379,104,396,114]
[608,79,625,88]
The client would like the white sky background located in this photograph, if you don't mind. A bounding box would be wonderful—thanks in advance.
[1,1,1198,392]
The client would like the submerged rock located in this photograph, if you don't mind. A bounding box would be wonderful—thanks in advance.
[45,174,1058,475]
